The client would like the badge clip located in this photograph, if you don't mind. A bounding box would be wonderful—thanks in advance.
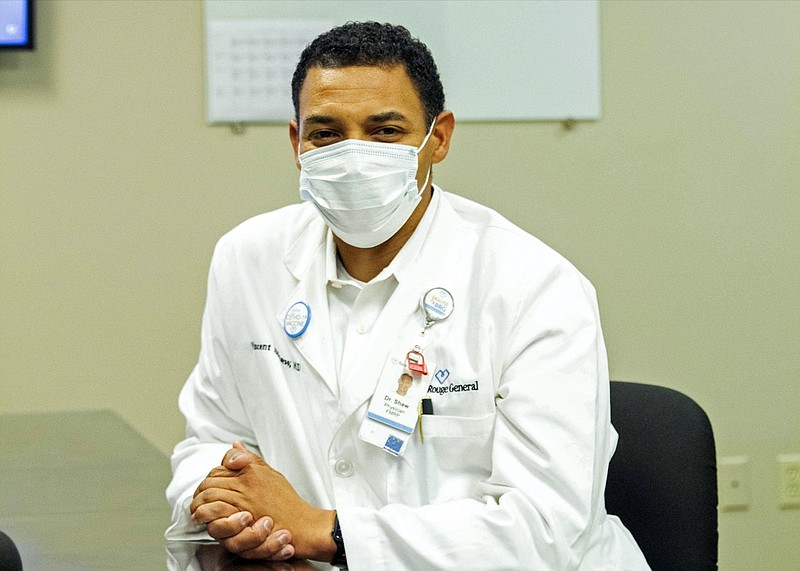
[406,348,427,375]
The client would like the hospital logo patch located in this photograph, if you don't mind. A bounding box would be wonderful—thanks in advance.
[434,368,451,384]
[427,367,479,394]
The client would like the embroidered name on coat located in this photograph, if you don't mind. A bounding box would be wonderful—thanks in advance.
[251,342,301,371]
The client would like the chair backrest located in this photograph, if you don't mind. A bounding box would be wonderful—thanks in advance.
[0,530,23,571]
[605,381,718,571]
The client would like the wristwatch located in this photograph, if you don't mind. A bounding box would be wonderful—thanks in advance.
[331,513,348,569]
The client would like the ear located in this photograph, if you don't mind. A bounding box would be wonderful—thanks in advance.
[430,110,455,165]
[289,120,301,169]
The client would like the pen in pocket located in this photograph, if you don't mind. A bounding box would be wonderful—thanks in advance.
[419,398,434,444]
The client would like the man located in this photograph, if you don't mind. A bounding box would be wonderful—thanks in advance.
[167,22,650,570]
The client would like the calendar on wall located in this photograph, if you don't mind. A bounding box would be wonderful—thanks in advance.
[206,19,333,123]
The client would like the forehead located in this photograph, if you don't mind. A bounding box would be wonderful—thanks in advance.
[297,65,426,124]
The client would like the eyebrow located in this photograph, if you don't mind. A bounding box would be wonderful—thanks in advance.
[303,114,337,126]
[302,111,411,127]
[366,111,410,124]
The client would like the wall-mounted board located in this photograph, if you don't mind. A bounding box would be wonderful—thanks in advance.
[204,0,600,123]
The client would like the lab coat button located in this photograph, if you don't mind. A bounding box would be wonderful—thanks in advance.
[356,323,368,334]
[334,458,354,477]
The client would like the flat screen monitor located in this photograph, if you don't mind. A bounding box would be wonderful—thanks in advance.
[0,0,33,50]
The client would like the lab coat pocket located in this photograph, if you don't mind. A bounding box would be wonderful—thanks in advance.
[388,413,495,506]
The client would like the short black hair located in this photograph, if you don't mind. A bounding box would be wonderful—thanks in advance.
[291,22,445,126]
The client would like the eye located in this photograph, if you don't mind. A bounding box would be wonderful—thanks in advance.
[372,126,404,142]
[308,129,340,145]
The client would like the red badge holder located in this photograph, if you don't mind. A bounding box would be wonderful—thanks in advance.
[406,349,428,375]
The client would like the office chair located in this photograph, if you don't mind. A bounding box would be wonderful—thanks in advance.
[605,381,718,571]
[0,530,23,571]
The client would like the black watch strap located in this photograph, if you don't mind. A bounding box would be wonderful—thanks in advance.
[331,513,348,569]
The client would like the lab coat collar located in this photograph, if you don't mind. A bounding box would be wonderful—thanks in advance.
[324,186,441,288]
[382,185,441,285]
[277,211,338,396]
[282,211,327,282]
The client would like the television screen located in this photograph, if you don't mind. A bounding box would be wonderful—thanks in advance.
[0,0,33,49]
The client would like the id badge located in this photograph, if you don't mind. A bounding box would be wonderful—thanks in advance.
[358,351,434,456]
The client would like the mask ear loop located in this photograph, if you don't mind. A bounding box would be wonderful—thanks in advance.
[417,118,437,154]
[414,119,437,196]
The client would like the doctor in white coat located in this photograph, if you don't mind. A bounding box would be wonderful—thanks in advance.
[167,22,650,571]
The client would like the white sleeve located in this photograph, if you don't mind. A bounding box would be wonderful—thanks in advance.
[165,244,259,541]
[337,267,648,570]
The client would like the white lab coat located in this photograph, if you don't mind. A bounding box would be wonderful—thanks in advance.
[166,188,650,570]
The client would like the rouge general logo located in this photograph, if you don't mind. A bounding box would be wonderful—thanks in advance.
[427,367,479,395]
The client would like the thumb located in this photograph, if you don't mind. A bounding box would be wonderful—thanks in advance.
[224,441,260,470]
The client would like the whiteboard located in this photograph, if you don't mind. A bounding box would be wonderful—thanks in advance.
[204,0,600,123]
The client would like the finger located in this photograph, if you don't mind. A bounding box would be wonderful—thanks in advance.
[223,443,259,470]
[237,519,294,561]
[240,538,294,561]
[207,464,239,478]
[190,486,242,516]
[218,517,273,554]
[206,511,254,540]
[193,473,216,499]
[192,467,239,500]
[194,475,245,497]
[190,500,240,525]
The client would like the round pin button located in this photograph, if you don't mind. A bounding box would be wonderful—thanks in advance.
[284,301,311,338]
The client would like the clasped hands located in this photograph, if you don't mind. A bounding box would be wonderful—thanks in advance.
[190,442,336,562]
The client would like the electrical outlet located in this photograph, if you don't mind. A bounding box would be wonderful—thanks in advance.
[777,454,800,509]
[718,456,750,511]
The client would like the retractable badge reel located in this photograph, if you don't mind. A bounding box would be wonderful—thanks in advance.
[421,287,454,335]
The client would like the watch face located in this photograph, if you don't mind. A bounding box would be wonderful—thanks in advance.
[331,515,343,543]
